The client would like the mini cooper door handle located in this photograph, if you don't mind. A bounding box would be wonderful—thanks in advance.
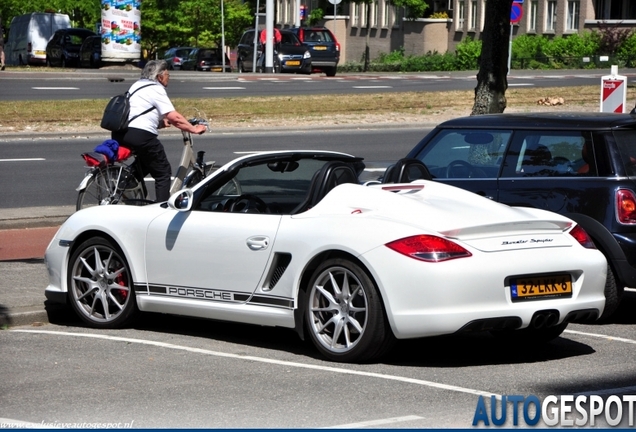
[247,236,270,251]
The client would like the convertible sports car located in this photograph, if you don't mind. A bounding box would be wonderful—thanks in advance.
[45,151,608,362]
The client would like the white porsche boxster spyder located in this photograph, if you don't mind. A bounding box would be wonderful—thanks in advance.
[45,151,608,362]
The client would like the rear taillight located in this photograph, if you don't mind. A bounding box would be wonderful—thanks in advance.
[298,29,304,41]
[335,42,340,52]
[386,235,472,262]
[617,189,636,224]
[174,57,181,65]
[568,225,596,249]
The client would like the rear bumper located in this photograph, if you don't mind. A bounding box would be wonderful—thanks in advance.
[311,60,339,68]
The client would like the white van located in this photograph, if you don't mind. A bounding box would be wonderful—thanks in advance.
[6,13,70,65]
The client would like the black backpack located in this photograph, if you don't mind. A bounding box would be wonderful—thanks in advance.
[100,83,156,132]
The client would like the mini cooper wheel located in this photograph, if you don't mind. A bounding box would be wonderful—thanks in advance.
[68,237,138,328]
[305,258,394,362]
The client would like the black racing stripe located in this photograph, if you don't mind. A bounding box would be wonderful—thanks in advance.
[248,295,294,308]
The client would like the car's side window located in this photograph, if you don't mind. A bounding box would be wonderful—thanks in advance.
[502,131,594,177]
[195,159,326,214]
[413,129,511,179]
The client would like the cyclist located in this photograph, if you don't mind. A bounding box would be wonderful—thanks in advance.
[112,59,206,202]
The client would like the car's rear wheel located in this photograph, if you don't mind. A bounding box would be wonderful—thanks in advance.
[305,258,394,362]
[599,264,621,321]
[68,237,138,329]
[324,66,337,77]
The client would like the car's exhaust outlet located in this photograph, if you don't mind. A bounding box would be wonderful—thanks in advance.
[530,310,560,329]
[545,312,559,328]
[531,313,547,329]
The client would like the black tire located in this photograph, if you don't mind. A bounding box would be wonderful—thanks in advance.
[324,66,337,77]
[305,258,394,363]
[77,166,145,211]
[599,264,622,321]
[67,237,138,328]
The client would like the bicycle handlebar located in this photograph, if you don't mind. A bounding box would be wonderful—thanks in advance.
[188,117,211,132]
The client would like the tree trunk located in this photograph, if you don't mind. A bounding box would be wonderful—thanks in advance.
[363,2,372,72]
[471,0,513,115]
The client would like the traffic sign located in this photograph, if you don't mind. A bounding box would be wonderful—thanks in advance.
[510,2,523,23]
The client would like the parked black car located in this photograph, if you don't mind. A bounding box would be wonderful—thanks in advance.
[287,26,339,77]
[78,35,102,68]
[163,46,196,70]
[399,112,636,319]
[181,48,232,72]
[236,29,311,74]
[46,28,96,67]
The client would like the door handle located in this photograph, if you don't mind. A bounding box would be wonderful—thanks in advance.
[246,236,270,251]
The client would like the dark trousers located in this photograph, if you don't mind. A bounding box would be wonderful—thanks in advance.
[113,128,172,202]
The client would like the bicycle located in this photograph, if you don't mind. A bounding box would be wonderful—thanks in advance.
[76,116,214,211]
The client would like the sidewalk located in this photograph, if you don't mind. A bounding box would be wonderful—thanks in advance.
[0,206,74,328]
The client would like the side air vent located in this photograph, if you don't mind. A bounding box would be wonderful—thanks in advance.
[262,253,292,290]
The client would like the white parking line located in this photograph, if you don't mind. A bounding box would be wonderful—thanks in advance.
[0,417,53,428]
[13,329,499,399]
[352,85,393,89]
[202,87,246,90]
[564,329,636,345]
[0,158,45,162]
[326,415,424,428]
[31,87,79,90]
[509,83,534,87]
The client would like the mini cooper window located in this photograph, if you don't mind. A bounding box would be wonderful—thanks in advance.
[413,129,511,179]
[612,130,636,177]
[501,131,594,177]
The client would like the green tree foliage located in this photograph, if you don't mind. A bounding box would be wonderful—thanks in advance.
[1,0,251,59]
[616,33,636,67]
[391,0,429,19]
[1,0,101,31]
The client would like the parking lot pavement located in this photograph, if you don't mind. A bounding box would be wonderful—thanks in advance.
[0,206,73,327]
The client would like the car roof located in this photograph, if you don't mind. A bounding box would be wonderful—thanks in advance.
[437,112,636,130]
[56,28,94,35]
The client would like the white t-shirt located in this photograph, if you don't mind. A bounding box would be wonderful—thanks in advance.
[126,79,175,135]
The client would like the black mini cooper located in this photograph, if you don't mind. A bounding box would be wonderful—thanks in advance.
[404,112,636,319]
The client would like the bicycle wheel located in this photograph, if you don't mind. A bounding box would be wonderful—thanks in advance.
[76,166,145,211]
[183,164,217,189]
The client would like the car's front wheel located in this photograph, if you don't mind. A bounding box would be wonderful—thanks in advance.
[67,237,138,328]
[305,258,394,362]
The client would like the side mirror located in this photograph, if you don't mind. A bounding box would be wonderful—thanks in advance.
[167,189,193,211]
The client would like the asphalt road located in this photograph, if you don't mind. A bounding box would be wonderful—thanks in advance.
[1,283,636,428]
[0,68,628,101]
[3,68,636,429]
[0,127,429,209]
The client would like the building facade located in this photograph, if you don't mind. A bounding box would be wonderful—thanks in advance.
[273,0,636,64]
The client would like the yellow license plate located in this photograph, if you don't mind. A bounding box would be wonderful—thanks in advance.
[510,274,572,301]
[313,46,327,50]
[35,50,46,55]
[286,60,300,66]
[211,67,222,71]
